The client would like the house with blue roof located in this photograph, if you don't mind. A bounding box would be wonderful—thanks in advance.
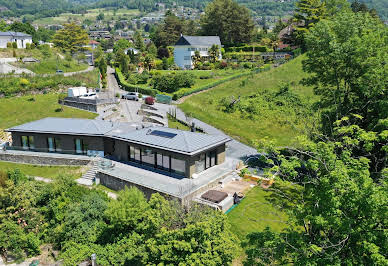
[174,35,222,69]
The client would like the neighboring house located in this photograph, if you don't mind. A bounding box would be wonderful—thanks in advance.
[88,40,99,49]
[174,35,222,69]
[0,31,33,48]
[6,117,229,179]
[124,47,139,55]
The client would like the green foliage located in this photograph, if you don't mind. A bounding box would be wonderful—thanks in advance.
[152,72,195,93]
[52,23,89,54]
[200,0,255,46]
[113,38,131,53]
[303,11,388,135]
[246,121,388,264]
[7,169,28,185]
[115,67,158,96]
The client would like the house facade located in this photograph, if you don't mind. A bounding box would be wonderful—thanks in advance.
[0,32,33,48]
[6,118,229,179]
[174,35,222,69]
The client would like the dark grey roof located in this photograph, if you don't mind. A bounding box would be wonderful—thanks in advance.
[175,35,221,46]
[7,118,230,155]
[0,31,32,37]
[6,117,115,136]
[109,126,229,155]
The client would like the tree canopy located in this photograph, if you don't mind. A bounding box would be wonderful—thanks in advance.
[200,0,255,46]
[52,23,89,54]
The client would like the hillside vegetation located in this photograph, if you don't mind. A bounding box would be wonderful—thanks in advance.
[180,56,318,146]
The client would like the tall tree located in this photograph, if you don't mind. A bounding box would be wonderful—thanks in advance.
[52,23,89,54]
[200,0,255,46]
[303,11,388,135]
[133,30,145,51]
[245,120,387,265]
[151,11,187,48]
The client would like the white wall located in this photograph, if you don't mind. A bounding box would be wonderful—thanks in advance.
[174,45,223,69]
[0,36,32,49]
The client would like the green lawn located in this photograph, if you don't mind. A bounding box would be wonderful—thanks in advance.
[0,161,82,179]
[0,93,97,130]
[227,181,300,240]
[168,116,191,131]
[16,59,88,74]
[179,56,318,146]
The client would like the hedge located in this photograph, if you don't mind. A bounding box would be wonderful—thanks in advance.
[114,68,159,97]
[173,66,271,99]
[224,45,268,53]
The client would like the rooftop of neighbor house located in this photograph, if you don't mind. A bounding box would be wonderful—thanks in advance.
[6,118,230,155]
[175,35,221,46]
[0,31,32,37]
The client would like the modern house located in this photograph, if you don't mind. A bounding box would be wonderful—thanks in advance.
[0,31,33,48]
[174,35,222,69]
[6,118,230,179]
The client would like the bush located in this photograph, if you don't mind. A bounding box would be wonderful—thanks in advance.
[12,42,17,49]
[30,43,35,49]
[6,42,12,48]
[115,68,158,97]
[152,72,195,93]
[25,43,31,49]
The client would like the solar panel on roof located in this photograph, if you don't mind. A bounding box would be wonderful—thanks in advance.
[149,130,177,138]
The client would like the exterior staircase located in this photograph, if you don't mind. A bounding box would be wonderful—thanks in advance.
[77,160,99,186]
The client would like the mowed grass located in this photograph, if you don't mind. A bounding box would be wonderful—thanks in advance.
[227,181,300,241]
[18,59,88,74]
[0,93,97,129]
[0,161,82,179]
[180,56,317,146]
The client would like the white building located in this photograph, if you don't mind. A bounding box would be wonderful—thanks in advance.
[174,35,222,69]
[0,31,33,48]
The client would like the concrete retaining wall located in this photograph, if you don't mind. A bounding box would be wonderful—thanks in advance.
[0,151,91,166]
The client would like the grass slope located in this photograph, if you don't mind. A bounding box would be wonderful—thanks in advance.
[0,161,82,179]
[17,59,88,74]
[0,93,97,129]
[180,56,317,146]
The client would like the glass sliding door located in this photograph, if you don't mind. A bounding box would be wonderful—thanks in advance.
[195,153,205,174]
[21,136,34,150]
[141,148,155,167]
[55,138,62,152]
[75,139,82,154]
[21,136,29,150]
[48,137,55,152]
[171,157,186,176]
[28,136,34,149]
[157,153,170,172]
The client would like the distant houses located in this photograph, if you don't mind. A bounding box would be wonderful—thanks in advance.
[174,35,222,69]
[0,31,32,48]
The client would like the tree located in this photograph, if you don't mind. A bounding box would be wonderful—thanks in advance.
[192,50,202,69]
[303,11,388,135]
[147,43,157,57]
[208,44,220,63]
[134,30,145,51]
[245,119,388,265]
[200,0,255,46]
[151,11,188,48]
[115,49,130,76]
[96,13,105,21]
[113,38,131,53]
[293,0,327,48]
[52,23,89,54]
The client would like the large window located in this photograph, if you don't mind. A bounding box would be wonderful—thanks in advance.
[75,139,87,154]
[156,153,170,171]
[195,153,205,174]
[47,137,61,152]
[171,157,186,176]
[128,146,141,162]
[206,150,217,169]
[21,136,34,150]
[141,148,155,167]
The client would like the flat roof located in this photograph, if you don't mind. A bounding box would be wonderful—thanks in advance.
[7,118,230,155]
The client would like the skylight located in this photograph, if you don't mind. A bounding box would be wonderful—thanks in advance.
[149,130,177,139]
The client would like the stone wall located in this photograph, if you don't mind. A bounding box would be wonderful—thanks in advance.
[0,151,91,166]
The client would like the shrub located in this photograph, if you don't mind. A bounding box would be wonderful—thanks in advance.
[12,49,16,57]
[30,43,35,49]
[152,72,195,93]
[25,43,31,49]
[19,78,30,87]
[115,68,158,97]
[6,42,12,48]
[12,42,17,49]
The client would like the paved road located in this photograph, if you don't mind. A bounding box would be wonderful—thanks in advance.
[63,65,94,77]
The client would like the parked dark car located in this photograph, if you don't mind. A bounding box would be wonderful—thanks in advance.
[145,96,155,105]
